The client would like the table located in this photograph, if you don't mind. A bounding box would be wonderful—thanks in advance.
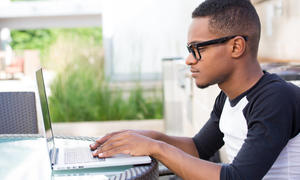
[0,134,158,180]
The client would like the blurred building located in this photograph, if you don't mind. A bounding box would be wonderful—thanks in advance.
[102,0,202,81]
[254,0,300,63]
[0,0,203,82]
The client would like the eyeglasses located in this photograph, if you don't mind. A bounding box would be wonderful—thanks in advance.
[187,35,248,61]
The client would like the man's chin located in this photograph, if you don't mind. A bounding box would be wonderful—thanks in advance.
[195,77,223,89]
[195,81,216,89]
[196,84,210,89]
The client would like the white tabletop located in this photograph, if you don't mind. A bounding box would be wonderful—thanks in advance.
[0,136,132,180]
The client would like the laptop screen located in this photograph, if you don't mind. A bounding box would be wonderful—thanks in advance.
[36,68,56,161]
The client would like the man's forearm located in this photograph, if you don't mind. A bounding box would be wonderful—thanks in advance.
[152,141,221,180]
[153,131,199,157]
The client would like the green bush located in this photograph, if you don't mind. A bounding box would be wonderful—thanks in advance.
[10,28,102,66]
[49,59,163,122]
[11,27,163,122]
[11,29,55,50]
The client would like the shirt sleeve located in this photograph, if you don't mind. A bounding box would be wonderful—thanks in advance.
[192,91,225,160]
[220,83,299,180]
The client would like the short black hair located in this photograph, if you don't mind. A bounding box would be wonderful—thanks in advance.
[192,0,261,56]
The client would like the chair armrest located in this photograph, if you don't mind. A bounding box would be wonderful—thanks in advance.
[159,163,174,176]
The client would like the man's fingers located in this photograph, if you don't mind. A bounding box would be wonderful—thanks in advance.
[90,132,115,150]
[94,130,127,145]
[93,139,125,156]
[92,147,102,157]
[98,145,130,158]
[99,132,132,151]
[95,135,111,144]
[90,130,132,151]
[102,139,125,152]
[90,142,100,150]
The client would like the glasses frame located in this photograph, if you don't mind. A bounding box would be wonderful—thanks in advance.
[187,35,248,61]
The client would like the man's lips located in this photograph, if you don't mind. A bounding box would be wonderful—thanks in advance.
[190,69,200,74]
[190,69,200,77]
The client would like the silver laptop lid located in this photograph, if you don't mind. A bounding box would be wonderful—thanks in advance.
[36,68,57,165]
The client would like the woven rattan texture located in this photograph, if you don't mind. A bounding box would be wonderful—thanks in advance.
[0,92,38,134]
[109,158,158,180]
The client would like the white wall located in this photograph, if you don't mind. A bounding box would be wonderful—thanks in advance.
[102,0,204,81]
[0,0,102,29]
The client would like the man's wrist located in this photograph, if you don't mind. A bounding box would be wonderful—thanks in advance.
[153,131,164,140]
[149,139,166,159]
[144,130,163,140]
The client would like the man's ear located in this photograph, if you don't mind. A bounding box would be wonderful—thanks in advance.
[231,36,246,59]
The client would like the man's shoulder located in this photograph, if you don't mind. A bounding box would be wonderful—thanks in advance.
[247,72,300,102]
[244,72,300,138]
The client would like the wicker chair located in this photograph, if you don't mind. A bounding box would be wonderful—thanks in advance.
[0,92,38,134]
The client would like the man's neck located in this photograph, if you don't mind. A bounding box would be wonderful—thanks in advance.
[218,61,263,100]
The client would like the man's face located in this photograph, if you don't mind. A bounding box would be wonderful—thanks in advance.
[186,17,234,89]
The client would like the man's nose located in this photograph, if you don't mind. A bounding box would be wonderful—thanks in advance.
[185,54,198,65]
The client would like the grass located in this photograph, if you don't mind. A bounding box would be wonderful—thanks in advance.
[48,59,163,122]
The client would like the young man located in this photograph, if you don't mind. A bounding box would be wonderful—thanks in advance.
[91,0,300,179]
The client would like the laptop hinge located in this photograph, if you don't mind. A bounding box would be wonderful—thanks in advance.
[50,147,59,165]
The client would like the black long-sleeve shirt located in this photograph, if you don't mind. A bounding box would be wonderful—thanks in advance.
[193,72,300,179]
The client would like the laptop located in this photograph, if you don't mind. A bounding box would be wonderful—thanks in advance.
[35,68,151,170]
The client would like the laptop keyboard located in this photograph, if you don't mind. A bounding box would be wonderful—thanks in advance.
[64,148,106,164]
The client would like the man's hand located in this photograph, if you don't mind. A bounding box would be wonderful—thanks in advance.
[89,130,221,179]
[90,131,158,158]
[90,130,128,151]
[90,129,160,151]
